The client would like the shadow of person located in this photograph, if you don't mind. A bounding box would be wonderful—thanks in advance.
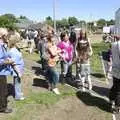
[92,85,109,98]
[91,73,105,78]
[59,74,81,88]
[32,66,46,76]
[76,91,111,113]
[32,78,48,89]
[7,83,15,98]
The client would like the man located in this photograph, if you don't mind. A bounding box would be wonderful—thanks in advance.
[0,28,13,113]
[109,36,120,113]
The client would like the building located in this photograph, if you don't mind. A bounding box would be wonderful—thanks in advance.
[115,8,120,35]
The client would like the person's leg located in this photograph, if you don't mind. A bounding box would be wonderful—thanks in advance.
[87,75,92,90]
[14,76,24,100]
[115,78,120,107]
[51,68,60,95]
[66,61,72,77]
[62,61,69,84]
[81,76,85,92]
[109,77,117,102]
[0,76,7,111]
[0,76,12,113]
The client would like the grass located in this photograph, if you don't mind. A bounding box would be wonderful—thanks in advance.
[22,49,40,62]
[8,85,76,120]
[91,42,109,75]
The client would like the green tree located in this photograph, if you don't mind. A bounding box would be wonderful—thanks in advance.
[19,15,28,20]
[106,19,115,26]
[60,18,69,28]
[45,16,53,26]
[68,16,79,26]
[97,19,106,28]
[0,14,17,30]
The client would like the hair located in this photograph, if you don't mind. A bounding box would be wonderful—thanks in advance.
[69,31,76,43]
[78,30,87,41]
[76,31,90,60]
[60,32,68,41]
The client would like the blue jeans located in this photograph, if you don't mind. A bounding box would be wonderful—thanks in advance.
[13,76,23,99]
[47,67,59,88]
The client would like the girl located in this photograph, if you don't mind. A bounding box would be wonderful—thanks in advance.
[46,34,61,94]
[8,35,25,100]
[58,32,74,83]
[76,30,93,92]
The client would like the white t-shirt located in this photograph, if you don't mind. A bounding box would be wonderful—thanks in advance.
[112,41,120,79]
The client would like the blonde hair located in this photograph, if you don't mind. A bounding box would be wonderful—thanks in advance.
[8,35,20,48]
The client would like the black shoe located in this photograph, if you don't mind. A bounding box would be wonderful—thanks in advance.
[3,108,12,113]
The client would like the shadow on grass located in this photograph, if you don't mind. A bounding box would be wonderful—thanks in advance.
[59,74,81,89]
[91,73,105,78]
[32,66,46,76]
[33,78,48,89]
[92,85,109,98]
[76,91,110,113]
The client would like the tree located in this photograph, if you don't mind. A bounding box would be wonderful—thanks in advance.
[19,15,28,20]
[46,16,52,21]
[97,19,106,28]
[106,19,115,26]
[45,16,53,26]
[60,18,69,28]
[0,14,17,30]
[68,16,79,26]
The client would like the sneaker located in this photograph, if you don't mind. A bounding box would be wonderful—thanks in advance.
[82,87,86,92]
[53,88,60,95]
[15,97,25,101]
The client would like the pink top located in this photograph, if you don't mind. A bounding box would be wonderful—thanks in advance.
[57,41,74,62]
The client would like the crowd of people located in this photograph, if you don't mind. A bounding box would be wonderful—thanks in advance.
[1,26,120,114]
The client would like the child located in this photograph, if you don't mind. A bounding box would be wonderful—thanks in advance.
[76,30,93,92]
[57,32,74,83]
[8,35,24,100]
[46,34,61,94]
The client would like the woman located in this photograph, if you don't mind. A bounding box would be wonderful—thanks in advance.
[58,32,74,83]
[0,28,13,113]
[46,34,61,94]
[76,30,93,92]
[8,35,25,100]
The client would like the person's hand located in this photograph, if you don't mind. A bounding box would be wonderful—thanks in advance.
[4,59,14,65]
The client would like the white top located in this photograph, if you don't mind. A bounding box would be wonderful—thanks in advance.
[112,41,120,79]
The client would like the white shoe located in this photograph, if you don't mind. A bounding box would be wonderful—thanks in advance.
[53,88,60,95]
[82,87,86,92]
[15,97,25,101]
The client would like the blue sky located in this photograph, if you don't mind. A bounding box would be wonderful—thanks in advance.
[0,0,120,22]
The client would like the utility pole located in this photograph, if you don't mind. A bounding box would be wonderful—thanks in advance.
[53,0,56,33]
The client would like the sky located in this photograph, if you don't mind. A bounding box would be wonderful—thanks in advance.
[0,0,120,22]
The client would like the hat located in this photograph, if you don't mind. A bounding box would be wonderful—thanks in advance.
[0,28,8,37]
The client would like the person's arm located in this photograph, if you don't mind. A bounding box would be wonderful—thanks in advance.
[88,38,93,56]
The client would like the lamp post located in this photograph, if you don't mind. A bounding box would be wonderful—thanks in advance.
[53,0,56,33]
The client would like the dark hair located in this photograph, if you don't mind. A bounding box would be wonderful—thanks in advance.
[69,31,76,43]
[60,32,68,41]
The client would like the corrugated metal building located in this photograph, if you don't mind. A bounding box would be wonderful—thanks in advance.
[115,8,120,35]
